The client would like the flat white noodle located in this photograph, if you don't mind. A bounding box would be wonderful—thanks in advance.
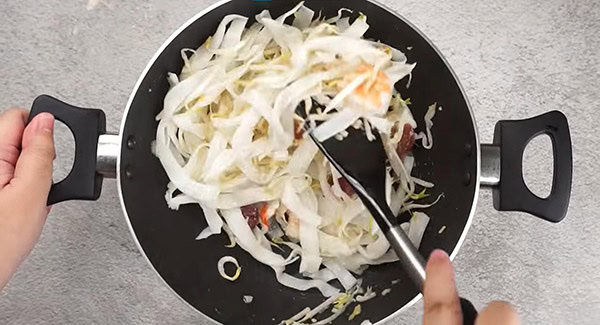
[282,182,322,226]
[336,17,351,31]
[293,4,314,29]
[281,139,318,176]
[311,268,337,282]
[275,271,339,297]
[312,109,361,142]
[196,205,223,239]
[342,15,369,38]
[322,259,357,290]
[297,188,322,273]
[408,212,430,247]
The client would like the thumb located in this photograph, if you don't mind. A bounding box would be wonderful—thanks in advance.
[423,249,462,325]
[12,113,55,203]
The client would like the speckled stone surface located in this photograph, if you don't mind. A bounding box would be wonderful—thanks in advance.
[0,0,598,324]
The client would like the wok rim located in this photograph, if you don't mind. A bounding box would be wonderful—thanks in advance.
[116,0,481,323]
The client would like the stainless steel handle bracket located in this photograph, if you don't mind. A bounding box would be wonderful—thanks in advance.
[480,144,500,187]
[96,133,120,179]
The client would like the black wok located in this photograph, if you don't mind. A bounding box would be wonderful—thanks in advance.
[28,0,572,324]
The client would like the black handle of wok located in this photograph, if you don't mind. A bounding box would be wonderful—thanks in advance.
[491,111,572,223]
[29,95,106,205]
[460,297,478,325]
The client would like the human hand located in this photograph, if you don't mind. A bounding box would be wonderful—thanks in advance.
[0,109,55,290]
[423,249,520,325]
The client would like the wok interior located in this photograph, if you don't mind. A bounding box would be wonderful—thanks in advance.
[119,0,478,323]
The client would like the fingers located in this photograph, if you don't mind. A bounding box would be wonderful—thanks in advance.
[476,301,520,325]
[0,109,28,189]
[423,249,462,325]
[12,113,55,205]
[0,113,55,290]
[0,109,28,146]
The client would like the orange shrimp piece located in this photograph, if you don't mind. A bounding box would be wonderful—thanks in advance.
[341,64,392,112]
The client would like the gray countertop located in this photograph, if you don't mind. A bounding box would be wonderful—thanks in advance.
[1,0,599,324]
